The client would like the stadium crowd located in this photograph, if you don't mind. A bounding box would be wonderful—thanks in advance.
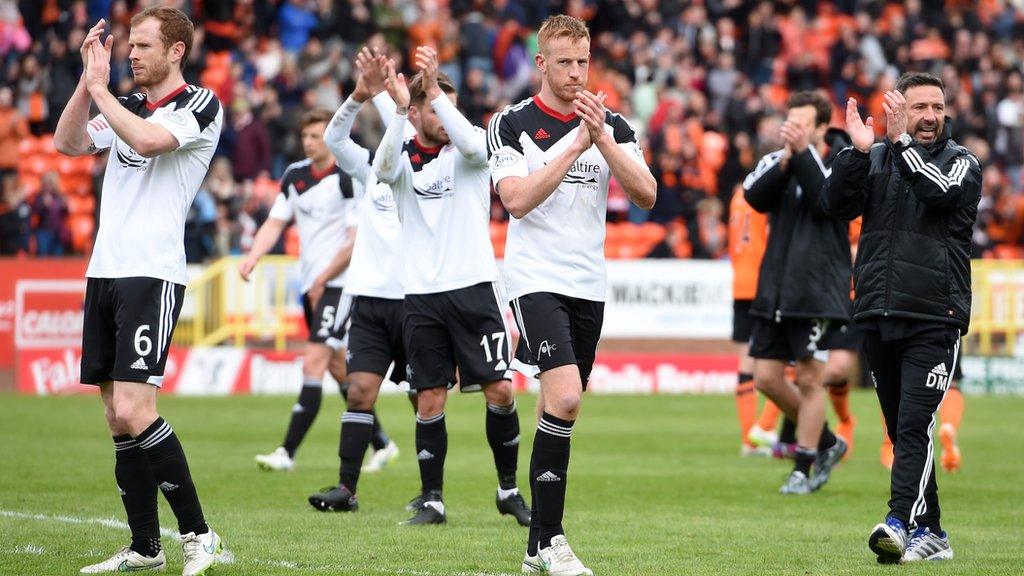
[0,0,1021,261]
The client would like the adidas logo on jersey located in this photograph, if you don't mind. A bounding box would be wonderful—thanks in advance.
[534,128,551,140]
[158,481,179,492]
[926,363,951,391]
[131,357,149,370]
[536,471,561,482]
[410,153,423,163]
[417,449,434,461]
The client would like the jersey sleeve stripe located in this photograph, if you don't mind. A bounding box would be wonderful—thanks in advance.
[487,98,532,154]
[185,89,213,113]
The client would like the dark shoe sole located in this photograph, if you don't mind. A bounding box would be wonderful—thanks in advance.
[869,527,904,564]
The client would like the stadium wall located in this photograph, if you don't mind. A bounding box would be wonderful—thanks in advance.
[3,258,1024,395]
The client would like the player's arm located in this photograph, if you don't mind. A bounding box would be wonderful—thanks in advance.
[54,79,98,156]
[54,20,108,156]
[325,96,373,183]
[488,108,589,219]
[326,47,392,184]
[893,145,982,213]
[371,91,398,127]
[821,99,880,221]
[430,93,487,164]
[310,228,357,305]
[373,59,412,187]
[416,46,486,164]
[84,34,179,157]
[238,189,292,281]
[742,151,788,213]
[372,108,409,186]
[576,91,655,210]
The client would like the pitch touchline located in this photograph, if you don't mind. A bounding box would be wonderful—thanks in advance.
[0,509,517,576]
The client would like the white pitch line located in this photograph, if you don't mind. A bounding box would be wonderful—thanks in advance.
[0,509,180,539]
[13,544,45,555]
[0,508,518,576]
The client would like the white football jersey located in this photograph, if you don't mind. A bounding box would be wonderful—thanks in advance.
[346,173,404,299]
[269,159,358,294]
[374,96,498,295]
[488,95,648,302]
[325,96,405,300]
[86,85,223,285]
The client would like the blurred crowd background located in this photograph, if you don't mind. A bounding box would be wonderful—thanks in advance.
[0,0,1021,262]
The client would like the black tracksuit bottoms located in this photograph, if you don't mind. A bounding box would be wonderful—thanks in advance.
[862,323,960,532]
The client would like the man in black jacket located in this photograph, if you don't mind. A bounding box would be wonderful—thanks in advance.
[822,72,981,564]
[743,91,851,496]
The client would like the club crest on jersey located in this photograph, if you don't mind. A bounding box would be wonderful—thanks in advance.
[115,141,149,171]
[491,152,518,170]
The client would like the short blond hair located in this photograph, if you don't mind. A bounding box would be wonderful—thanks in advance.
[537,15,590,55]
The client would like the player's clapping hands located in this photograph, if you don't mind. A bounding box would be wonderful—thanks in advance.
[384,59,410,111]
[80,19,106,74]
[414,46,441,100]
[85,23,113,95]
[352,46,388,103]
[573,90,607,150]
[779,120,810,156]
[882,89,908,142]
[845,97,876,153]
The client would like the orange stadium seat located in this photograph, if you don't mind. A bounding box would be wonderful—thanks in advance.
[56,155,78,175]
[36,134,56,156]
[67,194,95,216]
[66,176,92,197]
[18,136,37,156]
[20,155,47,177]
[68,214,95,253]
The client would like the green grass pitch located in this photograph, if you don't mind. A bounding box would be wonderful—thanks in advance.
[1,391,1021,575]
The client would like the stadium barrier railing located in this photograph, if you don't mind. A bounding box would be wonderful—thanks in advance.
[173,255,302,351]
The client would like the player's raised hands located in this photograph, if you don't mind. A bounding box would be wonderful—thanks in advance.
[353,46,387,102]
[846,97,875,153]
[80,19,107,73]
[882,89,908,142]
[85,30,114,94]
[384,59,410,111]
[414,46,441,99]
